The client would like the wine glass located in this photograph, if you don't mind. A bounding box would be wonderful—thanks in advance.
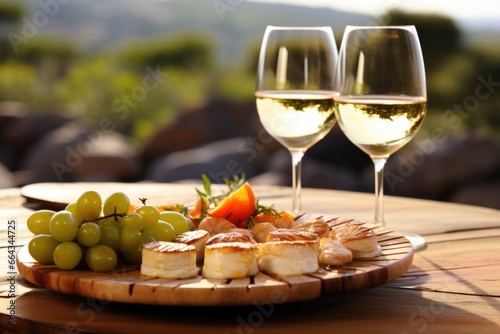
[255,26,338,213]
[333,26,427,249]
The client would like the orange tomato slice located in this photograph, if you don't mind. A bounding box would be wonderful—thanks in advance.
[253,211,294,227]
[208,182,256,228]
[187,197,210,219]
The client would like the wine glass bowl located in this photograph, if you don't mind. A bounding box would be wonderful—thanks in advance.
[334,95,426,158]
[255,91,336,150]
[255,26,338,213]
[334,26,427,249]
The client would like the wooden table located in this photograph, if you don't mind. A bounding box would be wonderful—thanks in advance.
[1,183,499,333]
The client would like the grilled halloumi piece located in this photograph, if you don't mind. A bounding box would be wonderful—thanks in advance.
[257,240,319,276]
[293,218,330,238]
[265,229,320,253]
[228,228,255,241]
[205,231,255,246]
[203,242,258,279]
[174,230,210,261]
[266,229,319,243]
[352,246,381,258]
[330,221,381,258]
[318,238,353,266]
[252,222,277,243]
[141,241,199,279]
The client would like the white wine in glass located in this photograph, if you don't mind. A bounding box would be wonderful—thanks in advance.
[334,26,427,249]
[255,26,338,213]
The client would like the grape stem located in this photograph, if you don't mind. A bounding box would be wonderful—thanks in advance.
[81,207,127,225]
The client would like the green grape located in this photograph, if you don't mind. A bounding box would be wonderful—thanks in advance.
[159,211,191,235]
[144,221,176,242]
[27,210,55,235]
[141,231,156,244]
[103,192,130,216]
[85,245,117,272]
[121,246,142,264]
[187,219,196,231]
[77,223,102,247]
[99,218,121,230]
[65,202,76,214]
[65,202,82,222]
[134,205,160,230]
[28,234,61,265]
[118,226,143,253]
[53,241,82,270]
[98,221,121,250]
[75,190,102,222]
[119,212,144,231]
[49,210,79,242]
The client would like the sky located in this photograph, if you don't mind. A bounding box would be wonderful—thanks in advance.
[249,0,500,22]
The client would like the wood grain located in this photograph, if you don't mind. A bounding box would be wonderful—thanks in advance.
[2,184,500,333]
[16,225,413,306]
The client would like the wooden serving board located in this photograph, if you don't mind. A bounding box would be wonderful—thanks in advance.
[16,223,413,306]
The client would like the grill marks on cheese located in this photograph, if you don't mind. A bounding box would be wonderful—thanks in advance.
[141,242,199,279]
[140,217,380,279]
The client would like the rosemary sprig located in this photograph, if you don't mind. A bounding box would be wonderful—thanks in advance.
[253,200,280,216]
[197,173,247,205]
[247,201,284,229]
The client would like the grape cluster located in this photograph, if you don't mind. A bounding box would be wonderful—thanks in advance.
[27,191,194,272]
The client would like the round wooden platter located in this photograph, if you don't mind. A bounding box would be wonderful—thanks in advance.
[20,182,203,210]
[20,182,291,212]
[16,219,413,307]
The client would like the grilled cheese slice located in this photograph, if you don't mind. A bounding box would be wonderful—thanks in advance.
[203,242,258,279]
[318,238,353,266]
[330,221,381,258]
[257,240,319,276]
[205,231,255,245]
[293,218,330,238]
[141,241,199,279]
[266,229,319,243]
[252,223,277,243]
[174,230,210,261]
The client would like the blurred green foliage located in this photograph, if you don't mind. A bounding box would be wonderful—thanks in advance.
[0,3,255,143]
[387,11,461,71]
[386,11,500,141]
[0,3,22,22]
[121,34,213,71]
[0,4,499,145]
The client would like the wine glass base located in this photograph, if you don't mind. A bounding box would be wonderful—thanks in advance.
[401,232,426,250]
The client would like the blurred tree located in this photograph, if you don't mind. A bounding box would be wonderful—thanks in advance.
[384,11,466,109]
[386,11,462,72]
[15,38,77,69]
[15,39,78,100]
[0,36,78,110]
[0,2,78,109]
[384,11,500,141]
[121,34,213,72]
[0,3,22,22]
[0,2,23,61]
[0,62,39,103]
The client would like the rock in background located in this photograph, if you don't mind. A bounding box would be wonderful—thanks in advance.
[1,100,499,210]
[384,130,500,208]
[21,122,141,183]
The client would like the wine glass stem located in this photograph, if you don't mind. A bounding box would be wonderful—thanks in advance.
[290,150,304,213]
[372,157,388,226]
